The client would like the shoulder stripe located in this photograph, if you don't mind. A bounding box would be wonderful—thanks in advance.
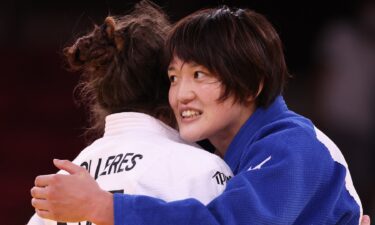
[314,127,362,219]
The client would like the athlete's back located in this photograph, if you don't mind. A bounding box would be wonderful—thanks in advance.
[28,113,232,225]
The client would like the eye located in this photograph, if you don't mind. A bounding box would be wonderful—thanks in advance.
[194,71,205,79]
[168,75,177,84]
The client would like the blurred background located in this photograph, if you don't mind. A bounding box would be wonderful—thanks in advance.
[0,0,374,224]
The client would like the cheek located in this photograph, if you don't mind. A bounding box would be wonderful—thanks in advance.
[209,103,232,122]
[208,98,237,121]
[168,88,177,110]
[198,85,221,104]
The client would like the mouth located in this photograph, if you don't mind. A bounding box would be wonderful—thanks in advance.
[180,109,202,119]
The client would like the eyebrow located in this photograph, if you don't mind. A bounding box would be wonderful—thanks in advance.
[167,66,176,71]
[190,62,199,67]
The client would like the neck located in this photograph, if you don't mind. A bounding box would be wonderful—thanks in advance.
[210,102,256,158]
[211,137,232,158]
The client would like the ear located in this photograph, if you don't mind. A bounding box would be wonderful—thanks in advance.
[255,80,264,98]
[246,80,264,103]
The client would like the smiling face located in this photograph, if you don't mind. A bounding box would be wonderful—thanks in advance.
[168,57,256,154]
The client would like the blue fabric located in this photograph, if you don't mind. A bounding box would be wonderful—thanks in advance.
[114,96,361,225]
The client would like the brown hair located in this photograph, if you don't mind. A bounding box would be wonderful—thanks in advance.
[165,6,290,107]
[64,0,175,140]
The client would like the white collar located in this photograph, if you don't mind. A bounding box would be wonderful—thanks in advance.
[104,112,183,143]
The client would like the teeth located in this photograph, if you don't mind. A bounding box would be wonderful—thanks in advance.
[181,110,201,118]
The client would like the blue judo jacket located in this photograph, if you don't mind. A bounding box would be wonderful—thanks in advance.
[114,96,362,225]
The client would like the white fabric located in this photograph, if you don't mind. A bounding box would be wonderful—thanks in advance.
[27,214,44,225]
[28,112,233,225]
[314,127,363,223]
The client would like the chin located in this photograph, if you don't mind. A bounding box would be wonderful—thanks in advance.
[179,131,200,143]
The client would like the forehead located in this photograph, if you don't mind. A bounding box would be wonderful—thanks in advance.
[168,56,201,70]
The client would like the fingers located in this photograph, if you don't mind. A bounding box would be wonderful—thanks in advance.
[30,186,47,199]
[31,198,49,211]
[35,208,53,220]
[53,159,84,175]
[34,174,55,187]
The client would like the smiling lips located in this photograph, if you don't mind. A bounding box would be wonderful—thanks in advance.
[181,109,202,119]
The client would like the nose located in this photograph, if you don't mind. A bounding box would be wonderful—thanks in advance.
[174,78,196,104]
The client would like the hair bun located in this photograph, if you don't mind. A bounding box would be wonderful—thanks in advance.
[63,23,117,71]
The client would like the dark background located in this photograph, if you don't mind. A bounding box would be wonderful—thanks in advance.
[1,0,374,224]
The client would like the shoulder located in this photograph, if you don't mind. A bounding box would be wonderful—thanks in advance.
[239,115,339,173]
[254,114,327,154]
[71,136,112,162]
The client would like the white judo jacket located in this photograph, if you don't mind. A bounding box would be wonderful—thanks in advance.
[28,112,233,225]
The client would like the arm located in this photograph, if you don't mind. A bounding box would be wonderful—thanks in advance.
[31,139,362,225]
[31,153,232,225]
[30,159,369,225]
[31,159,113,225]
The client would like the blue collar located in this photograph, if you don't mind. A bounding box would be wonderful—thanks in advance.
[223,96,288,173]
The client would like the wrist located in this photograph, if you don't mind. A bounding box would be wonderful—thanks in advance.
[89,190,114,225]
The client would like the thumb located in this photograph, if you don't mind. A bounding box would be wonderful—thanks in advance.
[361,215,371,225]
[53,159,83,175]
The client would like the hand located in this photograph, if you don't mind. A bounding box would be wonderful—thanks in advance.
[361,215,371,225]
[30,159,113,225]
